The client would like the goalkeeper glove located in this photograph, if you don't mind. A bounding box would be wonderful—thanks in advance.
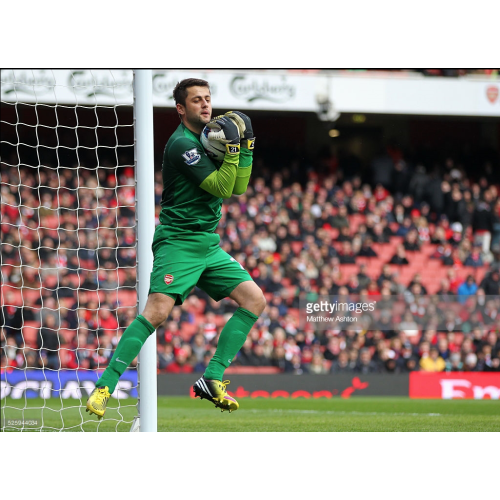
[206,115,240,156]
[225,111,255,150]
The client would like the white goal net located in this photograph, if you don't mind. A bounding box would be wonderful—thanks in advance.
[1,70,139,431]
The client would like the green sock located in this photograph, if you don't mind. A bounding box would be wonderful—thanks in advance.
[95,314,155,394]
[204,307,259,381]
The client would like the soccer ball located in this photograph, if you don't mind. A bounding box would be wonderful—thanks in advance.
[200,123,226,162]
[201,116,239,163]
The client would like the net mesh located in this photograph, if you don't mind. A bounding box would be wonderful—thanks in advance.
[1,70,138,431]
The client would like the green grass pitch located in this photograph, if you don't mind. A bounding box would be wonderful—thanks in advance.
[2,397,499,431]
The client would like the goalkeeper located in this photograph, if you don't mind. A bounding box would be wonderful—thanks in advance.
[86,78,265,418]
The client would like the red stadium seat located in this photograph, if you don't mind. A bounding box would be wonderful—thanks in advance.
[1,285,23,306]
[22,325,39,347]
[117,290,137,307]
[21,288,42,304]
[339,264,359,282]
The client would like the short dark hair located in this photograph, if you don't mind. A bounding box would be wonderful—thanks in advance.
[173,78,210,107]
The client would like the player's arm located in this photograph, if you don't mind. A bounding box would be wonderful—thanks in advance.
[199,116,241,199]
[169,117,240,199]
[225,111,255,196]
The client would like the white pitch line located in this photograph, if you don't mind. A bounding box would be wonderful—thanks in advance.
[247,409,443,417]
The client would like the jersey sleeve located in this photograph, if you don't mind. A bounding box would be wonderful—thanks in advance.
[168,136,218,186]
[232,147,252,195]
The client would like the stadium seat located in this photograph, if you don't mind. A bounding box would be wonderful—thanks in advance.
[40,215,59,230]
[117,290,137,307]
[41,274,59,289]
[66,274,81,287]
[21,288,42,303]
[22,325,39,347]
[1,285,23,305]
[339,264,360,282]
[390,236,404,245]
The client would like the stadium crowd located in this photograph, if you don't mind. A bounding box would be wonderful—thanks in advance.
[1,142,500,376]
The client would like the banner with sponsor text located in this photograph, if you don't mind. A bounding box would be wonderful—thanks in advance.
[409,372,500,399]
[0,369,137,399]
[1,69,499,117]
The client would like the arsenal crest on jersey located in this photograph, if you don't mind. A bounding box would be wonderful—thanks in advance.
[164,274,174,285]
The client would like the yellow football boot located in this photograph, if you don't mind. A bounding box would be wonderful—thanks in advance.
[193,377,239,413]
[86,386,111,420]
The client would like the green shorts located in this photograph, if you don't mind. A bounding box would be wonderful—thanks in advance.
[148,225,253,305]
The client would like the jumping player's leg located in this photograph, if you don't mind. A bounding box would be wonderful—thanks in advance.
[193,241,266,411]
[203,281,266,381]
[94,293,175,393]
[87,227,207,418]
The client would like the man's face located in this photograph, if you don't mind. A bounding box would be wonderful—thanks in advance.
[177,86,212,132]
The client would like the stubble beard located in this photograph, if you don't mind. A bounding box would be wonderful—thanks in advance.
[187,111,210,133]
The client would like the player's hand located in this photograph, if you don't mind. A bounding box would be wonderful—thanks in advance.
[225,111,255,150]
[206,116,240,145]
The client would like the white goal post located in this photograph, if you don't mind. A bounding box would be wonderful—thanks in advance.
[133,70,157,432]
[0,69,157,432]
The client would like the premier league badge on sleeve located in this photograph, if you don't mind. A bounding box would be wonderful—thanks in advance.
[182,148,201,165]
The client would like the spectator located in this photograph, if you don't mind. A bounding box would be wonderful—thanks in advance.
[354,348,379,374]
[436,337,450,360]
[250,343,273,366]
[396,344,419,372]
[389,245,409,265]
[158,344,174,370]
[420,347,446,372]
[356,263,371,290]
[445,352,463,372]
[407,273,428,294]
[37,314,62,369]
[165,348,194,373]
[323,337,342,362]
[479,269,500,295]
[330,205,350,229]
[472,191,494,255]
[236,338,258,366]
[271,345,287,372]
[457,275,479,300]
[477,345,499,372]
[330,350,352,373]
[464,245,484,267]
[377,264,396,290]
[284,353,309,374]
[339,241,356,264]
[189,333,206,364]
[193,350,212,373]
[358,237,378,257]
[463,352,479,372]
[403,230,421,252]
[308,352,328,374]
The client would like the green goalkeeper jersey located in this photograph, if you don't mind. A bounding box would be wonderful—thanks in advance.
[160,123,225,233]
[160,122,253,234]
